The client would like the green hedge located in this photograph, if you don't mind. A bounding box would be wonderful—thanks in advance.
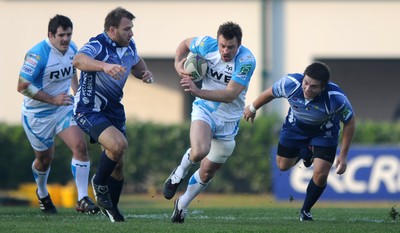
[1,117,399,193]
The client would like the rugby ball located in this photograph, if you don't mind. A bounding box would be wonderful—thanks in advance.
[183,52,207,82]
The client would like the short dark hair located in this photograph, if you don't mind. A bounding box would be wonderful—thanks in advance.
[304,62,331,86]
[48,15,73,35]
[217,21,242,45]
[104,7,135,31]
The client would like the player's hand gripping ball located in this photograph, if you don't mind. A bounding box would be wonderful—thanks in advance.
[183,52,208,82]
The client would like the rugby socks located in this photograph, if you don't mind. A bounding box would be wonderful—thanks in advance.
[32,162,50,198]
[301,178,326,212]
[179,169,209,210]
[106,176,124,206]
[175,148,195,182]
[93,150,117,185]
[71,158,90,201]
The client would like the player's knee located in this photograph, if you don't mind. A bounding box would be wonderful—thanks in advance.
[206,140,236,164]
[72,141,89,161]
[35,151,53,167]
[313,173,328,186]
[190,146,211,162]
[107,137,128,159]
[276,157,292,171]
[111,146,127,160]
[277,163,291,171]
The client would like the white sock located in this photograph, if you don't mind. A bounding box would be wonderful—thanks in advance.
[71,158,90,201]
[179,169,209,210]
[32,162,50,198]
[174,148,194,183]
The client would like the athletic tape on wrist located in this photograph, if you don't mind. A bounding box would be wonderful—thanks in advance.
[21,84,40,98]
[249,103,257,114]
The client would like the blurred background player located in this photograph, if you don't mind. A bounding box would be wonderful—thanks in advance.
[243,61,356,221]
[17,14,99,214]
[72,7,154,222]
[163,22,256,223]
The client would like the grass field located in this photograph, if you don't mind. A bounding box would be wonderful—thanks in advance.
[1,194,399,233]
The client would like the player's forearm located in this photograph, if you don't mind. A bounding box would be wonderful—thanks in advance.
[19,86,57,105]
[194,81,244,103]
[18,77,66,105]
[175,38,192,63]
[70,74,79,95]
[17,77,38,98]
[339,117,356,157]
[194,89,235,103]
[252,87,275,110]
[29,90,57,105]
[131,58,148,79]
[73,53,105,72]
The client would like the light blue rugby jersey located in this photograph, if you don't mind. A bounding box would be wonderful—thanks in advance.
[19,39,77,117]
[189,36,256,122]
[272,73,354,131]
[74,32,141,121]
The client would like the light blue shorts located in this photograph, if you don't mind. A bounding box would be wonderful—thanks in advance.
[22,106,76,151]
[191,104,240,141]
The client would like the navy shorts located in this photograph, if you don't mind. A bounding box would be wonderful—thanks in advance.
[73,112,126,143]
[277,120,339,163]
[277,143,337,163]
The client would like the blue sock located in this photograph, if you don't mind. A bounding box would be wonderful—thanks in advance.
[93,151,117,185]
[107,176,124,206]
[301,178,326,212]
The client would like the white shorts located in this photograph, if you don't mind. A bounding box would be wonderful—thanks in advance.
[191,104,240,141]
[22,106,76,151]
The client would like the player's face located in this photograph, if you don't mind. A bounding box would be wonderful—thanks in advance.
[218,35,240,62]
[112,17,134,47]
[302,75,324,100]
[48,27,72,54]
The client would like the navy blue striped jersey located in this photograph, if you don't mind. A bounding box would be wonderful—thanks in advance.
[272,73,354,131]
[74,32,141,121]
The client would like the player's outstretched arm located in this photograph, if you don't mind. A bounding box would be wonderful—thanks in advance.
[73,53,105,72]
[243,87,276,123]
[73,53,126,80]
[335,116,356,175]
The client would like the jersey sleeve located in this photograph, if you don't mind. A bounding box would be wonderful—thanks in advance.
[231,48,256,87]
[331,92,354,123]
[77,40,102,58]
[189,36,216,56]
[19,41,48,88]
[70,41,78,54]
[20,52,42,82]
[128,39,141,66]
[272,73,303,98]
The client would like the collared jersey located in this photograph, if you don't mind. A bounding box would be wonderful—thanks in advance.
[19,38,77,116]
[272,73,354,131]
[74,32,141,121]
[189,36,256,122]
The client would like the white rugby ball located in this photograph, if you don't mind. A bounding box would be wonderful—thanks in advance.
[183,52,207,82]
